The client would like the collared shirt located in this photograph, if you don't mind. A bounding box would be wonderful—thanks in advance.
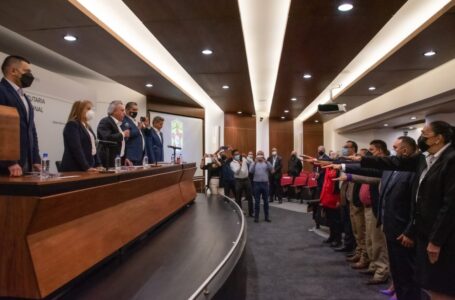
[110,116,125,157]
[230,158,249,179]
[249,161,273,182]
[127,115,145,150]
[153,126,162,143]
[83,123,97,156]
[272,155,277,167]
[5,78,30,119]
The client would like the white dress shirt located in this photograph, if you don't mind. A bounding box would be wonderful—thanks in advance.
[6,78,30,119]
[230,158,249,179]
[83,123,97,156]
[110,116,125,157]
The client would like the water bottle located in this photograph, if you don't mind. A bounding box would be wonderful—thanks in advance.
[115,155,121,172]
[142,155,149,168]
[171,153,175,164]
[40,152,50,179]
[177,153,182,164]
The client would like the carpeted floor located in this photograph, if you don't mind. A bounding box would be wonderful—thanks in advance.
[243,205,389,300]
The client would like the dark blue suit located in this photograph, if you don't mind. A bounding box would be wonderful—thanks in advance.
[121,117,144,165]
[0,78,40,173]
[144,127,164,163]
[61,120,100,171]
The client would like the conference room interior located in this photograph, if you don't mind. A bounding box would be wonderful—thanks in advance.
[0,1,454,299]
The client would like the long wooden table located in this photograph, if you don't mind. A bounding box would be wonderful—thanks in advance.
[0,163,197,299]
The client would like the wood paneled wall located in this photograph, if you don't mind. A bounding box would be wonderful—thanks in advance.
[269,119,294,173]
[303,122,323,171]
[224,114,256,155]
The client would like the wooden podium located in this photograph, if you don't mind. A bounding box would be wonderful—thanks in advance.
[0,105,20,160]
[0,164,197,299]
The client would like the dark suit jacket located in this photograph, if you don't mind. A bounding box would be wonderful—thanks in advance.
[287,156,302,177]
[345,163,415,238]
[0,78,40,173]
[267,155,282,179]
[61,120,100,171]
[144,127,164,163]
[121,117,144,163]
[314,153,330,189]
[97,116,123,168]
[361,147,455,248]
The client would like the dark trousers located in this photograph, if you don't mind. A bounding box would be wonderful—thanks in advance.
[223,180,236,198]
[341,202,356,249]
[325,207,342,243]
[386,236,420,300]
[269,176,282,201]
[253,182,269,220]
[235,178,253,215]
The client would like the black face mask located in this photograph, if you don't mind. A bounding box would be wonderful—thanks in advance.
[318,151,324,156]
[220,155,227,161]
[129,111,138,119]
[417,135,430,152]
[20,72,34,88]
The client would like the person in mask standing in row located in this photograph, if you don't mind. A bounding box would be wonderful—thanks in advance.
[0,55,41,176]
[61,100,101,172]
[230,149,254,216]
[121,102,145,166]
[249,150,273,223]
[287,150,303,182]
[267,147,283,203]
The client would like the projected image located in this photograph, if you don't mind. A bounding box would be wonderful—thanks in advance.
[171,119,183,148]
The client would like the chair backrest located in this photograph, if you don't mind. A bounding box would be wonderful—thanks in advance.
[292,175,308,187]
[307,177,318,188]
[280,176,293,186]
[55,160,62,172]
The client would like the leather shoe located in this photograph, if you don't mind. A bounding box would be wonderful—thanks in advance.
[359,269,375,276]
[366,277,389,285]
[254,219,258,223]
[345,251,356,257]
[346,255,360,263]
[351,262,369,269]
[330,241,342,248]
[323,238,333,244]
[334,246,354,252]
[265,218,272,223]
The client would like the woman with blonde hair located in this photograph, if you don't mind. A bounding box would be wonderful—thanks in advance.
[61,100,100,172]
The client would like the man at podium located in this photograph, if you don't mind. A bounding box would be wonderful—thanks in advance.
[0,55,41,176]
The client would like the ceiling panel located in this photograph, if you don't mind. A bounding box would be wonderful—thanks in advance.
[270,0,407,119]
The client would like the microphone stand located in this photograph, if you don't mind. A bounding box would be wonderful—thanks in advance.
[167,145,182,164]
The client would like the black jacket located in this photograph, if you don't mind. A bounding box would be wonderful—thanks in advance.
[97,116,124,168]
[61,120,100,171]
[267,155,282,179]
[287,155,302,177]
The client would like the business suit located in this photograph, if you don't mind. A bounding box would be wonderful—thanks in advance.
[97,116,123,168]
[61,120,100,171]
[121,116,144,165]
[144,127,164,163]
[0,78,40,173]
[267,155,282,202]
[361,146,455,296]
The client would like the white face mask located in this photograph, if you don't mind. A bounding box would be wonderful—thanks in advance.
[272,151,277,156]
[205,158,212,164]
[86,109,95,121]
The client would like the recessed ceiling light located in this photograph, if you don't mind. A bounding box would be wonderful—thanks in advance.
[145,83,153,88]
[409,127,414,130]
[291,97,297,101]
[64,34,77,42]
[410,116,417,120]
[303,73,312,79]
[237,111,242,114]
[281,116,285,119]
[423,50,436,57]
[314,120,319,123]
[338,3,353,12]
[201,49,213,55]
[384,123,389,127]
[222,85,230,89]
[368,86,376,91]
[284,110,289,113]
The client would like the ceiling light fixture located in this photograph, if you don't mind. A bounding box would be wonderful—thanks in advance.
[409,126,415,130]
[63,34,77,42]
[201,49,213,55]
[281,116,285,119]
[368,86,376,91]
[222,85,230,89]
[424,50,436,57]
[284,110,289,113]
[291,97,297,101]
[238,0,291,118]
[314,120,320,123]
[303,73,312,79]
[338,3,354,12]
[410,116,417,120]
[295,0,452,123]
[69,0,222,113]
[145,83,153,88]
[384,123,389,127]
[237,111,243,115]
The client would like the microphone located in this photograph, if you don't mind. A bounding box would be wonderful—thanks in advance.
[167,145,182,150]
[124,122,130,129]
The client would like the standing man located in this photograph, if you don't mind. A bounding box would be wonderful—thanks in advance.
[121,102,145,165]
[267,147,283,203]
[0,55,41,176]
[145,116,164,163]
[97,100,130,168]
[249,150,273,223]
[230,149,254,217]
[287,150,303,180]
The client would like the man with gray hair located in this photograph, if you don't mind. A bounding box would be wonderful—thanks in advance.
[249,150,273,223]
[97,100,131,168]
[144,115,165,163]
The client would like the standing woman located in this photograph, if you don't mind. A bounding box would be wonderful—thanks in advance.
[359,121,455,300]
[319,167,342,247]
[61,100,100,172]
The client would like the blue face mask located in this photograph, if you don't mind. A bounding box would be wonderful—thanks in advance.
[234,154,241,161]
[341,147,349,156]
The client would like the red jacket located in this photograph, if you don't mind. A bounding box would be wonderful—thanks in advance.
[320,168,341,209]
